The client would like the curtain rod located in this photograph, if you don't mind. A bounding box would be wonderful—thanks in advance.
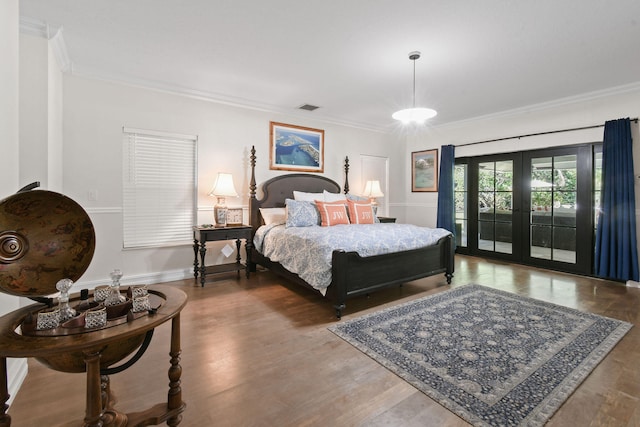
[455,117,639,148]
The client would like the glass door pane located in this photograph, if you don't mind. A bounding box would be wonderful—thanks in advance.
[478,160,513,254]
[454,163,468,247]
[529,155,577,264]
[594,150,602,230]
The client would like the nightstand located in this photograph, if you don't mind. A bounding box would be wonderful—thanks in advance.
[377,216,396,223]
[193,225,253,286]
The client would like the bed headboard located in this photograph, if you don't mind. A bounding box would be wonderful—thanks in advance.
[248,146,348,233]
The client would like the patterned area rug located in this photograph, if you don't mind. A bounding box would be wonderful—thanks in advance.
[329,284,632,426]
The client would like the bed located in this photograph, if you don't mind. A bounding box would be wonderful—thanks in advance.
[247,146,454,318]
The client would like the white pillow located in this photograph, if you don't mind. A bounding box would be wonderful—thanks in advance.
[323,190,347,202]
[293,191,324,202]
[259,207,286,225]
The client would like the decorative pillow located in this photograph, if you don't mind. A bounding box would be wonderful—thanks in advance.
[259,207,286,225]
[293,191,324,202]
[346,193,369,202]
[347,200,375,224]
[285,199,320,227]
[315,200,350,226]
[323,190,347,202]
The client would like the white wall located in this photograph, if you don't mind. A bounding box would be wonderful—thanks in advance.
[47,38,64,191]
[19,34,48,189]
[18,32,64,193]
[0,0,28,406]
[61,75,401,288]
[403,87,640,228]
[1,3,19,198]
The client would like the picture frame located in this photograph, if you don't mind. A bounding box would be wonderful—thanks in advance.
[226,208,244,226]
[412,149,439,192]
[269,121,324,172]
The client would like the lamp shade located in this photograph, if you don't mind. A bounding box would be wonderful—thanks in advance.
[362,180,384,198]
[209,173,238,197]
[392,107,437,124]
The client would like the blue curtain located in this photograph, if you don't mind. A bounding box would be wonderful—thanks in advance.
[595,118,639,281]
[437,145,456,243]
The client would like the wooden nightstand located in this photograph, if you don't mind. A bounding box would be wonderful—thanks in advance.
[377,216,396,223]
[193,225,253,286]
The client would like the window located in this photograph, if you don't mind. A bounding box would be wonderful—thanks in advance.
[122,128,197,248]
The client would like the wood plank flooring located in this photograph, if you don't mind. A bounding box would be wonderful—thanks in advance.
[7,255,640,426]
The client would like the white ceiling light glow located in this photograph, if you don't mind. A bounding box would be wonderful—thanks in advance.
[392,51,437,124]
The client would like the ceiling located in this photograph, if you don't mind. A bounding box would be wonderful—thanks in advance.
[19,0,640,132]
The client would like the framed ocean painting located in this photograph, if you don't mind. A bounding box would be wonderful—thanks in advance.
[269,122,324,172]
[412,149,438,192]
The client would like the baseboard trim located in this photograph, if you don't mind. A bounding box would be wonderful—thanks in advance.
[6,358,28,407]
[626,280,640,288]
[71,268,193,293]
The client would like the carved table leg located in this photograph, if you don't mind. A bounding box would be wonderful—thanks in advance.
[198,241,207,287]
[0,357,11,427]
[100,375,127,427]
[245,239,253,279]
[235,238,242,278]
[84,350,127,427]
[193,236,199,279]
[84,350,104,427]
[167,314,184,427]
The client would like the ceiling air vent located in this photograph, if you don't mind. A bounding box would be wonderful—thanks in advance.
[298,104,320,111]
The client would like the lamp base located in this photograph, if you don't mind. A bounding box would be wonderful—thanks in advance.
[214,197,228,227]
[214,206,228,227]
[370,198,379,216]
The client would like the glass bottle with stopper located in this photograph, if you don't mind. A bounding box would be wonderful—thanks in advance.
[104,269,126,306]
[56,278,77,322]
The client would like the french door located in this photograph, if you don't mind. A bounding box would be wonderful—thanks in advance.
[455,145,596,275]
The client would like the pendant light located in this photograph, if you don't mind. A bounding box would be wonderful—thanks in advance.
[392,51,437,124]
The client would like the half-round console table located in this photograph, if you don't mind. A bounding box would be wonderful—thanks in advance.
[0,285,187,427]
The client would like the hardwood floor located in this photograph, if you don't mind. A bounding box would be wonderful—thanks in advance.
[7,255,640,426]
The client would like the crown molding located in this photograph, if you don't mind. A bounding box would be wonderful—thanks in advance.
[20,16,639,135]
[19,16,49,38]
[19,16,72,73]
[49,27,72,73]
[70,64,390,134]
[437,81,640,131]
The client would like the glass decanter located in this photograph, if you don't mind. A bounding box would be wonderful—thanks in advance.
[56,278,77,321]
[104,269,126,306]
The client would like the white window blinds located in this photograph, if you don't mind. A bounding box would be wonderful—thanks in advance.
[122,128,197,249]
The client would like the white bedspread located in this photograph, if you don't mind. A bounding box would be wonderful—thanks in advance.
[254,223,451,295]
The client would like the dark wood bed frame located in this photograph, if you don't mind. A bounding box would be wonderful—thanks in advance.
[247,146,454,318]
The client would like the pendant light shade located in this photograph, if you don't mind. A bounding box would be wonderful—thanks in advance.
[392,51,437,124]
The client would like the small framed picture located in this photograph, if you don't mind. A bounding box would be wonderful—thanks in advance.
[412,149,438,192]
[269,121,324,172]
[226,208,244,226]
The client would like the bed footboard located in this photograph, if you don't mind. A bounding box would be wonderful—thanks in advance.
[326,234,454,318]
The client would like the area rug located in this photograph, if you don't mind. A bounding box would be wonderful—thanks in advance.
[328,284,632,426]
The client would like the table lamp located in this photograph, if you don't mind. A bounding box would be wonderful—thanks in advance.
[362,180,384,214]
[209,172,238,227]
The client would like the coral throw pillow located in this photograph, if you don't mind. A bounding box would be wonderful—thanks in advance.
[315,200,350,226]
[347,200,375,224]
